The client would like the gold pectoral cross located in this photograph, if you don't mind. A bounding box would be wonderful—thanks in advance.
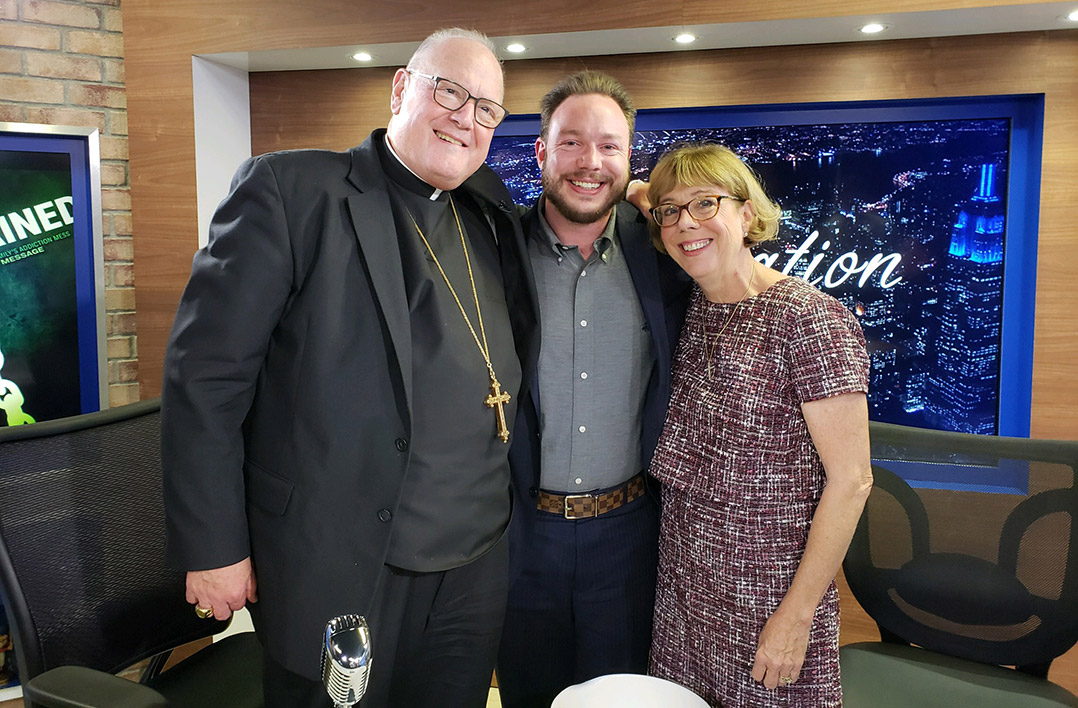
[484,376,512,444]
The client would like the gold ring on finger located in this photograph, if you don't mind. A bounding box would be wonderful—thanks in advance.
[780,676,793,686]
[195,606,214,619]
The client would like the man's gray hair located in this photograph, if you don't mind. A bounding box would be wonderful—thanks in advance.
[407,27,502,72]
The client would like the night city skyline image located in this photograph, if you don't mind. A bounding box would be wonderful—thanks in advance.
[487,117,1011,434]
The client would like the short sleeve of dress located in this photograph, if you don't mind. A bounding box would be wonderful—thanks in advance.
[786,289,869,404]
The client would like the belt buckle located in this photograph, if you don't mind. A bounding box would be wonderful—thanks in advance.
[563,493,597,520]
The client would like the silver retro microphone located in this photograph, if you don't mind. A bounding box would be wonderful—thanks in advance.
[321,614,372,707]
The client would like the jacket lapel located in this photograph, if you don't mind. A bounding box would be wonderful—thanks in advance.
[617,203,670,368]
[345,134,413,416]
[461,169,541,398]
[518,204,545,414]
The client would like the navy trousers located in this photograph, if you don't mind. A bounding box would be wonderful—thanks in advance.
[497,494,659,708]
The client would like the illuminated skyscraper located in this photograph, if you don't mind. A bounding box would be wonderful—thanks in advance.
[926,164,1004,434]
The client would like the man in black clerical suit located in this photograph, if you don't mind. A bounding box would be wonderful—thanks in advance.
[497,71,690,707]
[161,28,538,708]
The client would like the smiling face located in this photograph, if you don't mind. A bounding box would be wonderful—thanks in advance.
[386,37,503,191]
[536,93,631,225]
[657,183,754,289]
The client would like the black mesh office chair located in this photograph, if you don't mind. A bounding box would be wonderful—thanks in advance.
[0,398,263,708]
[841,421,1078,707]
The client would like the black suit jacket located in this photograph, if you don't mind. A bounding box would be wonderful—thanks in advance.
[162,130,539,680]
[506,201,689,584]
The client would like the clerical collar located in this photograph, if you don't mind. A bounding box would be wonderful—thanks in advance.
[383,135,443,201]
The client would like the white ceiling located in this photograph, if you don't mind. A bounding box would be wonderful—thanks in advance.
[202,3,1078,72]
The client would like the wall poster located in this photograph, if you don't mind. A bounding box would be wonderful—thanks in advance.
[0,123,106,426]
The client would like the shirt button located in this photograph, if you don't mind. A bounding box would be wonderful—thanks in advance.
[580,372,588,380]
[395,438,408,452]
[581,270,587,277]
[575,478,583,485]
[578,425,586,433]
[580,320,588,327]
[377,509,392,523]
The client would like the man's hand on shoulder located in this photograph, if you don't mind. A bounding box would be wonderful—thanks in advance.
[185,556,258,621]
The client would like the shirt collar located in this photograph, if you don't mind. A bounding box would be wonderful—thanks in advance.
[536,196,618,261]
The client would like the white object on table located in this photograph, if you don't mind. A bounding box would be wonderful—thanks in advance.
[551,674,709,708]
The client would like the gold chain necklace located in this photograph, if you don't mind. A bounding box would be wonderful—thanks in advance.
[704,261,756,381]
[406,196,511,443]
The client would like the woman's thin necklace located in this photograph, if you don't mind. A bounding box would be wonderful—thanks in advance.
[704,261,756,381]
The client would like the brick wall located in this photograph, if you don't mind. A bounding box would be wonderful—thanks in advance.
[0,0,138,406]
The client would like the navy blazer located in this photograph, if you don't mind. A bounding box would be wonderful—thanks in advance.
[507,200,690,584]
[162,130,539,680]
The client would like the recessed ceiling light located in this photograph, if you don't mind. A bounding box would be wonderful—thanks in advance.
[1065,9,1078,21]
[351,52,373,62]
[674,33,697,44]
[859,23,887,34]
[506,43,527,54]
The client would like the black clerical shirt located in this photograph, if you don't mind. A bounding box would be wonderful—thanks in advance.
[377,138,520,572]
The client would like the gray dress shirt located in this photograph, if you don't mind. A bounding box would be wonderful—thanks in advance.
[531,204,654,493]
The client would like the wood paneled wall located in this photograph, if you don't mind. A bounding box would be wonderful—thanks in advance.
[248,31,1078,440]
[121,0,1074,423]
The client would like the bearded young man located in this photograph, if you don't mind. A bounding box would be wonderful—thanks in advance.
[496,70,690,708]
[162,28,538,708]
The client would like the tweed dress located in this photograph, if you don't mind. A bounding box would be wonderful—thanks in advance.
[649,276,869,708]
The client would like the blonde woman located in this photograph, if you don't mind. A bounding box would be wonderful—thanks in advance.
[644,143,872,707]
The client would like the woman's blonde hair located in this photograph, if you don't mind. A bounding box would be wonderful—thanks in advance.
[647,142,780,252]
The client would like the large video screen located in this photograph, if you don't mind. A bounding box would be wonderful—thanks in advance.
[488,96,1042,437]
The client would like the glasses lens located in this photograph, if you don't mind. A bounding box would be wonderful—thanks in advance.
[655,204,682,226]
[432,78,505,128]
[474,99,506,128]
[433,78,468,110]
[688,196,720,221]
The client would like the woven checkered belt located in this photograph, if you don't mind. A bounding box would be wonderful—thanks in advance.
[537,474,646,520]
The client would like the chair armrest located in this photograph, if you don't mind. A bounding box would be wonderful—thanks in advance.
[25,665,170,708]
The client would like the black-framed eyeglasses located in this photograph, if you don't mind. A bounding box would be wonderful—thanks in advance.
[651,194,745,227]
[406,70,508,129]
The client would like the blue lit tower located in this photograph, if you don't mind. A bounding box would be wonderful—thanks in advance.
[926,164,1005,434]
